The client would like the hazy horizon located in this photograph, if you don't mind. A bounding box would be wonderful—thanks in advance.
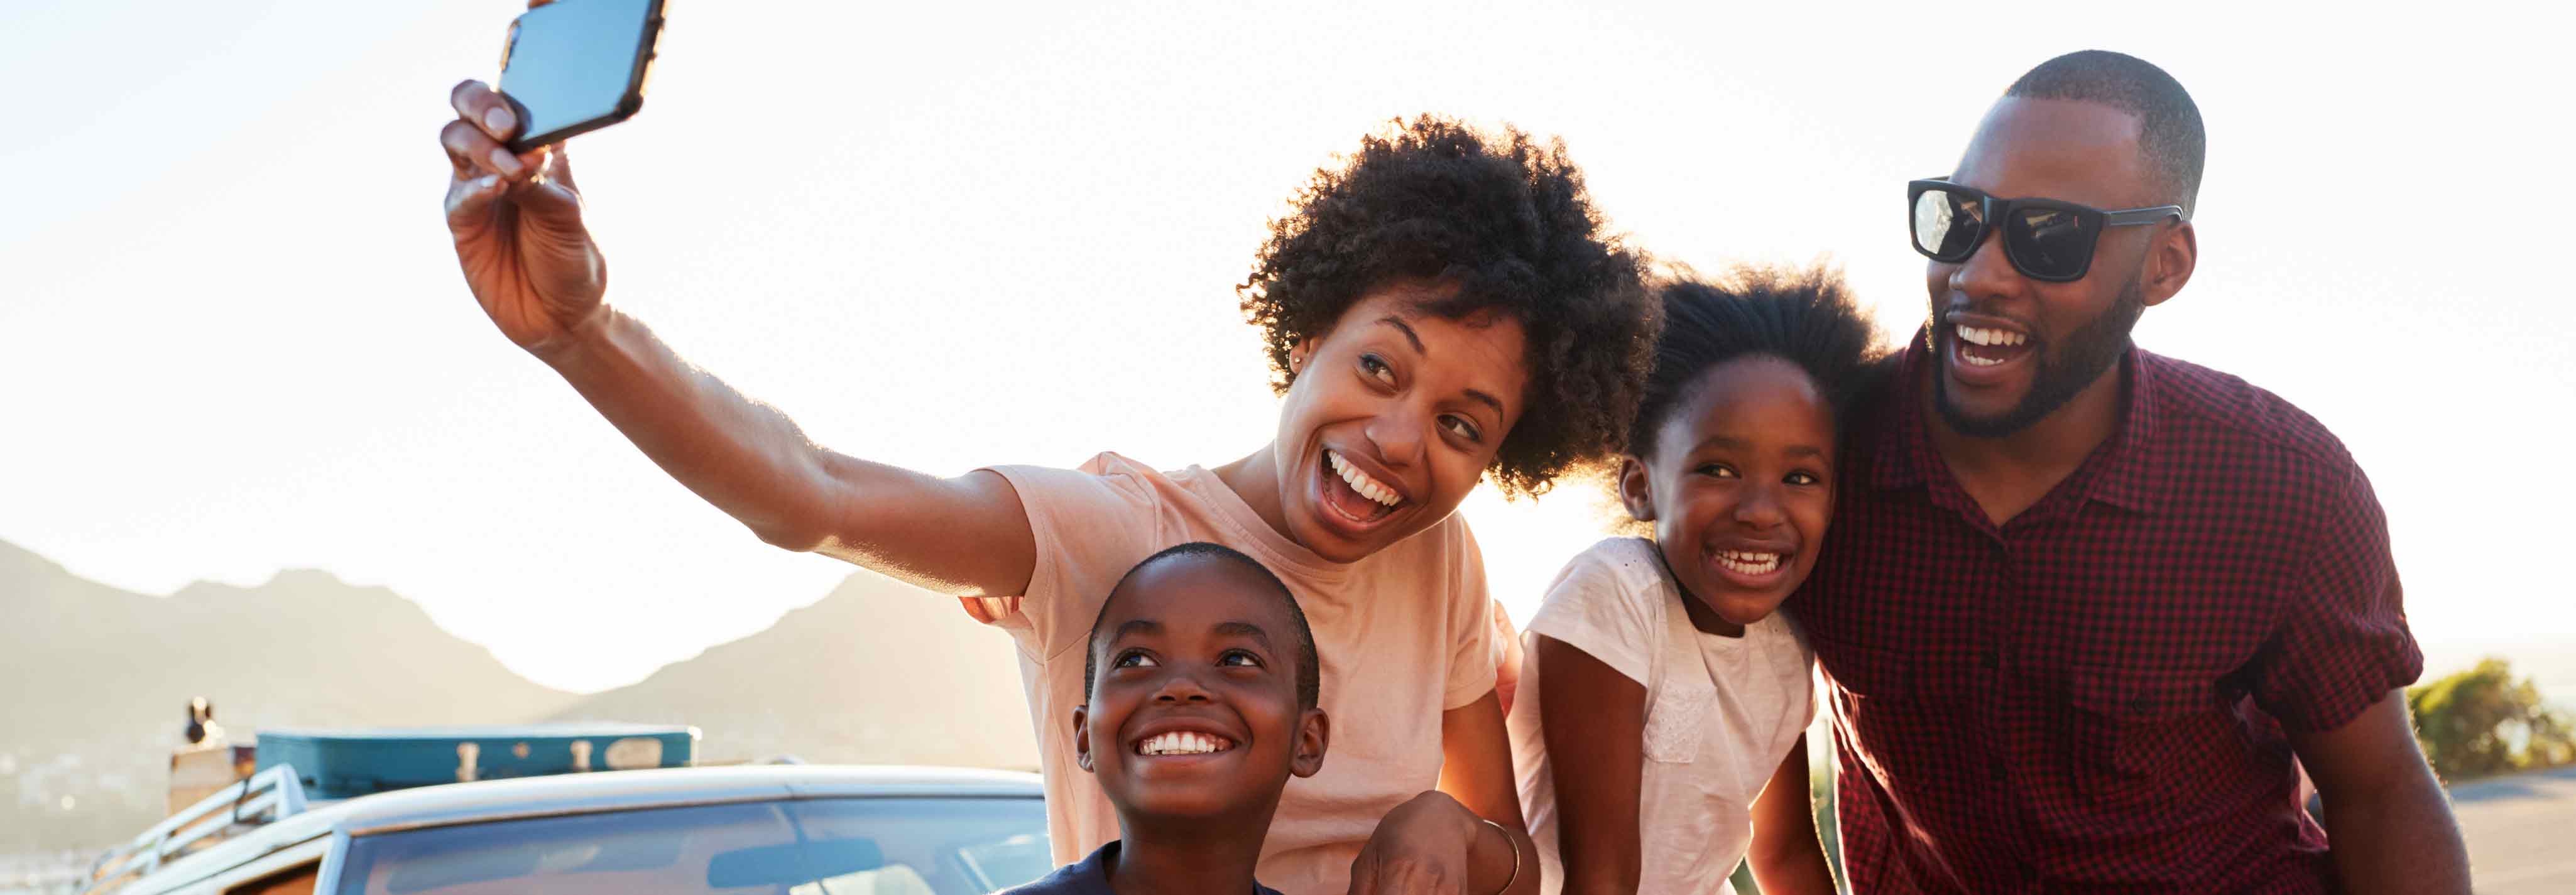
[5,0,2569,694]
[21,538,2574,710]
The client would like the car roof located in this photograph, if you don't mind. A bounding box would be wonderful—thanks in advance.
[122,765,1042,894]
[332,764,1042,835]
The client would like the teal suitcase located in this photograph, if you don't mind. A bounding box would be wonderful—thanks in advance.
[253,724,697,798]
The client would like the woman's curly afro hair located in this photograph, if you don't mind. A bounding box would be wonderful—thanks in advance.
[1237,115,1659,497]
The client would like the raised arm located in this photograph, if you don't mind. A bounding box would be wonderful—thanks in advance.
[437,75,1035,598]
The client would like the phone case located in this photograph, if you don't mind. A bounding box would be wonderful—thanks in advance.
[501,0,667,155]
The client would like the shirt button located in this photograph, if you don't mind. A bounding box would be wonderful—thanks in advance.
[2129,695,2151,713]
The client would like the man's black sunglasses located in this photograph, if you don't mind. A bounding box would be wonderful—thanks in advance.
[1907,178,2186,283]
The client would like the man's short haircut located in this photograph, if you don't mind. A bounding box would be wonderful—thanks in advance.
[2005,50,2207,216]
[1083,542,1323,710]
[1625,265,1887,460]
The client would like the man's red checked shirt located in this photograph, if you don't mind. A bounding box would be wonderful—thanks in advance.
[1789,339,2422,894]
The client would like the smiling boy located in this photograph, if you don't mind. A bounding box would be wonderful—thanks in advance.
[1003,542,1330,895]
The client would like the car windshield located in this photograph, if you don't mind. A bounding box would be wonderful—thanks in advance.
[332,796,1050,895]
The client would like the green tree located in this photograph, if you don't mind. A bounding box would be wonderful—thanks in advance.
[2407,658,2576,779]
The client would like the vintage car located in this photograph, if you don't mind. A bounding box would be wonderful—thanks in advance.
[82,727,1051,895]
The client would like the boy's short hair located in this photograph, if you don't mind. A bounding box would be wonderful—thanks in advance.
[1238,115,1661,497]
[1083,542,1323,709]
[1627,266,1888,460]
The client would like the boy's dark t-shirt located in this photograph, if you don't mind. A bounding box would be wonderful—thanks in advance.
[1000,841,1287,895]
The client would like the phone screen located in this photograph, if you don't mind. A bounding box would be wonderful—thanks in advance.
[498,0,663,151]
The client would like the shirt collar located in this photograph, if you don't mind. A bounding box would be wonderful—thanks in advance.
[2083,349,2161,514]
[1865,332,1936,492]
[1868,328,2161,515]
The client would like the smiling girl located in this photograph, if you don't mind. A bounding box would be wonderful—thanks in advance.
[439,73,1657,895]
[1504,268,1884,894]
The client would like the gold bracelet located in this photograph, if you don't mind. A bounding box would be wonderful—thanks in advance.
[1479,817,1520,895]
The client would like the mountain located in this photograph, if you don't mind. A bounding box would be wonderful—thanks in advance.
[0,540,580,850]
[0,540,1040,854]
[545,570,1039,771]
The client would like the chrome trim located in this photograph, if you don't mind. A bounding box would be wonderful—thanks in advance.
[309,830,352,895]
[343,791,1042,838]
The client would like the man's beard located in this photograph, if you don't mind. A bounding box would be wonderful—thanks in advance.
[1933,274,2145,439]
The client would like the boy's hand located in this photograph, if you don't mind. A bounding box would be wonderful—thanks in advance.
[1348,791,1485,895]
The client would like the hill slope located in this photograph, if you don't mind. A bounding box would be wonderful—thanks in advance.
[0,540,579,849]
[547,570,1038,771]
[2,541,1042,852]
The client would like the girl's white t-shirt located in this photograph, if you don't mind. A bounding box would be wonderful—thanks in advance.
[1505,537,1816,894]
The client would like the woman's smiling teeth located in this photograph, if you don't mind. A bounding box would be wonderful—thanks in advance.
[1136,731,1235,756]
[1715,550,1783,575]
[1326,450,1402,507]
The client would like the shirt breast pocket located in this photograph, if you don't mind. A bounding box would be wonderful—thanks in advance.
[2068,667,2229,806]
[1819,639,1916,713]
[1643,673,1711,763]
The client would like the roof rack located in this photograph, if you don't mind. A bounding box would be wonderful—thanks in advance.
[81,763,308,894]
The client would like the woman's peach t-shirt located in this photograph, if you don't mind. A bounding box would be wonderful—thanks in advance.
[968,452,1501,895]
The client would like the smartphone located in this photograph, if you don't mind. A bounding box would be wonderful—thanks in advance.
[496,0,667,153]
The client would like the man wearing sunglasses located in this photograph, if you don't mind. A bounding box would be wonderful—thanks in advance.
[1789,51,2469,893]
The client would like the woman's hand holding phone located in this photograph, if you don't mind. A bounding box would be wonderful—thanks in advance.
[439,2,606,356]
[429,0,1042,608]
[441,75,603,355]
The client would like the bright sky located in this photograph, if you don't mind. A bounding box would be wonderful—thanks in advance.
[5,1,2569,695]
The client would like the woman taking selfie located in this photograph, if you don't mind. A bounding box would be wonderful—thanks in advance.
[434,8,1660,889]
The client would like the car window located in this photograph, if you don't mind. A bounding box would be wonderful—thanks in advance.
[332,796,1049,895]
[783,798,1052,894]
